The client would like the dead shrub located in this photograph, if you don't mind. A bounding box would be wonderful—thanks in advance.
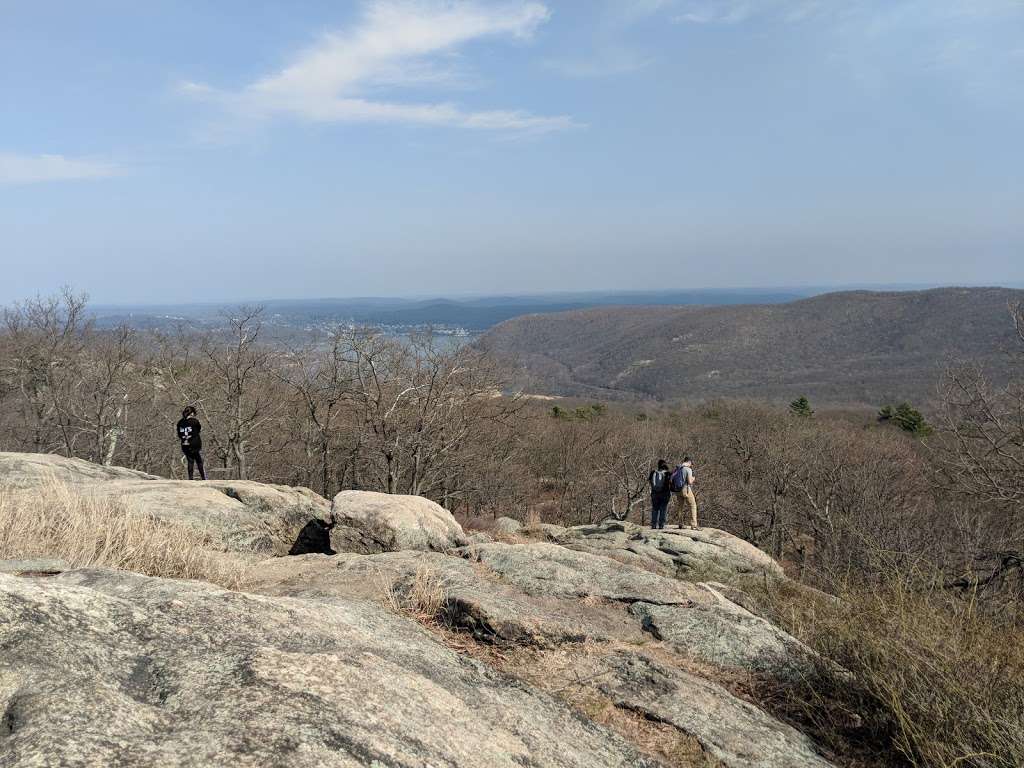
[770,580,1024,768]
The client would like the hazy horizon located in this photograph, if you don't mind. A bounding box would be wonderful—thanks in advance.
[3,1,1022,305]
[68,280,1024,311]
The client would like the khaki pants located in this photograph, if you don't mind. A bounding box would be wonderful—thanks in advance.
[675,487,698,528]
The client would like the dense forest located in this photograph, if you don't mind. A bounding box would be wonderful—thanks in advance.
[478,287,1024,404]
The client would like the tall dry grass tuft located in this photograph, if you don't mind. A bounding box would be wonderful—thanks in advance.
[0,481,248,589]
[379,565,450,623]
[772,579,1024,768]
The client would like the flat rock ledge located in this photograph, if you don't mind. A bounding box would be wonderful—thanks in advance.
[555,520,784,582]
[0,569,659,768]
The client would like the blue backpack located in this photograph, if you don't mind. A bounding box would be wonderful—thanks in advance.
[670,466,686,492]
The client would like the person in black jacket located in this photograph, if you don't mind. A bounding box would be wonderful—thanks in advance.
[648,459,671,529]
[176,406,206,480]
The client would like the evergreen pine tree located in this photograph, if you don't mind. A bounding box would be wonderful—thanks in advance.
[789,395,814,418]
[893,402,932,436]
[879,402,931,436]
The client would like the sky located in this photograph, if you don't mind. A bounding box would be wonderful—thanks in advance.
[1,0,1022,304]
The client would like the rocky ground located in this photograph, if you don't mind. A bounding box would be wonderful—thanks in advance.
[0,453,840,767]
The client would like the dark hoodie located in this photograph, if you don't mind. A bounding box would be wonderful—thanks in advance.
[176,417,202,452]
[649,466,671,501]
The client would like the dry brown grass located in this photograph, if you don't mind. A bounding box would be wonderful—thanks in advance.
[768,580,1024,768]
[379,565,450,622]
[0,481,248,589]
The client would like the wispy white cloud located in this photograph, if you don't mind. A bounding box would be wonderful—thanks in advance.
[182,0,575,133]
[0,153,120,185]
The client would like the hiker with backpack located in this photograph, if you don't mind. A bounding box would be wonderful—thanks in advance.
[670,457,698,530]
[649,459,672,529]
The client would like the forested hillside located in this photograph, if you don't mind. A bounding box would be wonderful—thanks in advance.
[478,287,1024,404]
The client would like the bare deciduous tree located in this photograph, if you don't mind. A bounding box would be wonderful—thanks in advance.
[74,324,137,465]
[278,331,353,496]
[599,419,675,523]
[342,329,521,496]
[0,288,91,454]
[937,301,1024,597]
[940,302,1024,507]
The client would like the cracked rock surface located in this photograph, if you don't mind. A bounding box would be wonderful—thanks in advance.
[457,540,705,604]
[630,593,818,681]
[0,569,659,768]
[553,521,784,582]
[595,652,835,768]
[250,551,649,647]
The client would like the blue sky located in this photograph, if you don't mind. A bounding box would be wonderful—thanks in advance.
[1,0,1022,304]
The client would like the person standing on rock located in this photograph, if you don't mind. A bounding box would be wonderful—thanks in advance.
[670,457,698,530]
[176,406,207,481]
[648,459,672,530]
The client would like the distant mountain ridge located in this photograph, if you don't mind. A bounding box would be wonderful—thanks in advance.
[88,288,818,332]
[476,287,1024,405]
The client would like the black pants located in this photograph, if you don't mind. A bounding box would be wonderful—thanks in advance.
[183,448,206,480]
[651,494,670,529]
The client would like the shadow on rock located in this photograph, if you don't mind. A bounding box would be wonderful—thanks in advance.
[288,519,335,556]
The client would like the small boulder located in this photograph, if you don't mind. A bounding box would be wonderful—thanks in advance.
[331,490,467,554]
[493,516,523,535]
